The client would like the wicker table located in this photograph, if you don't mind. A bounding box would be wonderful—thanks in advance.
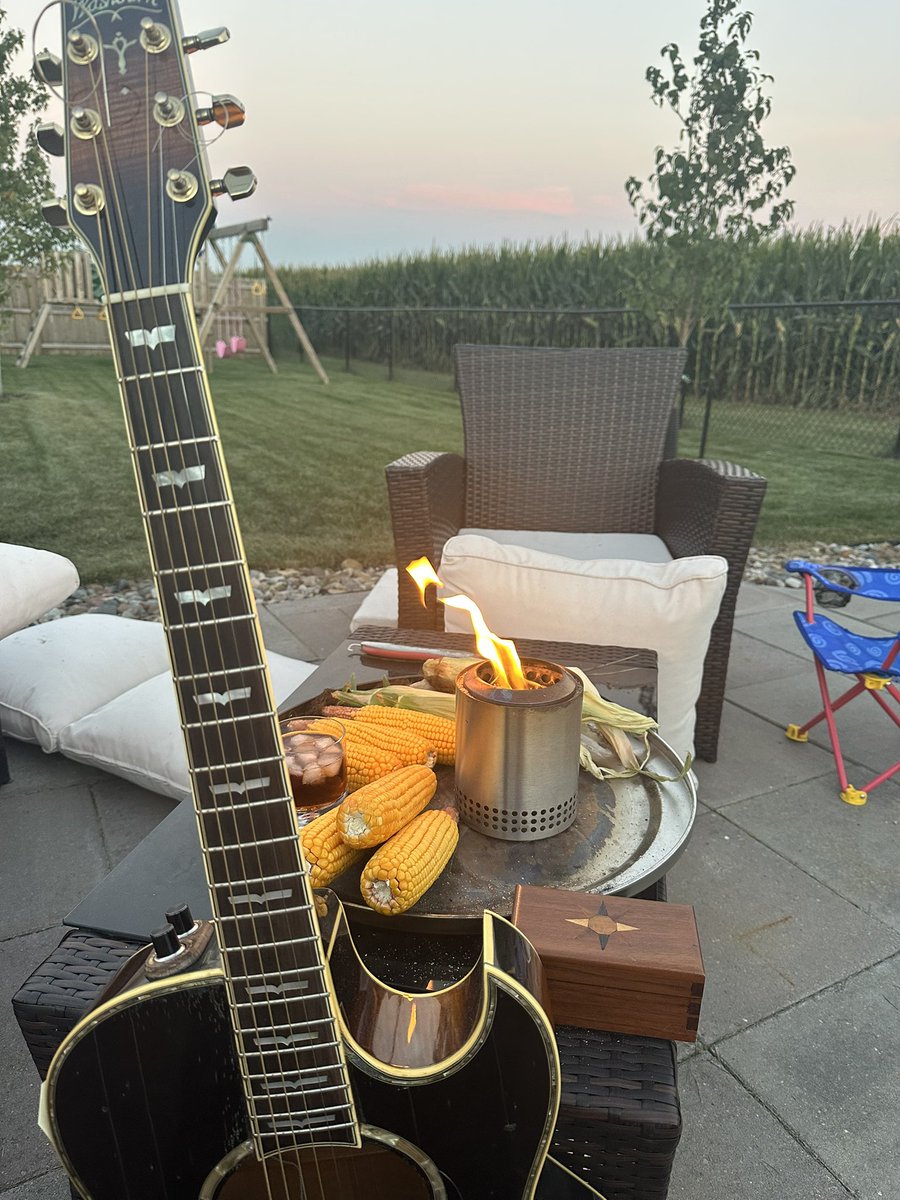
[13,629,682,1200]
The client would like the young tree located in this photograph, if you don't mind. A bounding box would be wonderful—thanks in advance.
[0,7,70,392]
[624,0,795,348]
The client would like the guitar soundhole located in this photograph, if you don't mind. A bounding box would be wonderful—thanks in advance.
[207,1131,442,1199]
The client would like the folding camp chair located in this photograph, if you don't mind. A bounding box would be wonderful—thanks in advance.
[785,559,900,805]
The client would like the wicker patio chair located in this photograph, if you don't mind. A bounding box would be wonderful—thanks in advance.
[385,344,767,762]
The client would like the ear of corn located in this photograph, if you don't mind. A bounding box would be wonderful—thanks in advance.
[422,656,480,692]
[360,807,459,915]
[299,806,365,887]
[338,764,437,848]
[354,706,456,765]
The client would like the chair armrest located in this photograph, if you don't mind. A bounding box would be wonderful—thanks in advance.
[656,458,767,565]
[385,451,465,629]
[656,459,767,761]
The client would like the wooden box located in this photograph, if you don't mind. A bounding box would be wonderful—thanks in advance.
[511,884,704,1042]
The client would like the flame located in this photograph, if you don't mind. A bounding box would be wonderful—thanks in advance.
[406,557,442,606]
[440,594,528,689]
[405,556,528,688]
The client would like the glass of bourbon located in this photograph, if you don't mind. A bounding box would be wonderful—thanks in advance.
[279,716,348,828]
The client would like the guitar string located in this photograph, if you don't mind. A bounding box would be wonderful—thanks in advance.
[144,34,349,1190]
[83,38,287,1199]
[138,53,300,1200]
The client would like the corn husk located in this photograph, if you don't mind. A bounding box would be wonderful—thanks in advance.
[333,669,690,782]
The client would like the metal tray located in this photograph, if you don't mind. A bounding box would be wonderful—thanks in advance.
[290,687,696,932]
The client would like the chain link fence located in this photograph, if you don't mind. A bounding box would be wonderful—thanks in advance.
[279,301,900,460]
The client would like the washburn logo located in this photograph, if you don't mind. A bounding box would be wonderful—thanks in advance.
[77,0,162,19]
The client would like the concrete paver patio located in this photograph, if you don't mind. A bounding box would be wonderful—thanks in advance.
[1,584,897,1199]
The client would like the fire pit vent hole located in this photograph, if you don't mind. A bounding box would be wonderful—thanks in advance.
[458,791,578,839]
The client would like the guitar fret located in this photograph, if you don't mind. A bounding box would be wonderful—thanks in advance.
[192,755,284,773]
[121,365,204,384]
[185,712,276,729]
[255,1084,350,1099]
[197,795,289,813]
[144,499,232,517]
[176,664,266,683]
[223,933,321,950]
[214,877,314,893]
[218,905,313,922]
[231,965,325,981]
[134,436,218,452]
[168,614,256,632]
[242,1018,336,1035]
[246,1063,338,1080]
[157,558,244,575]
[209,834,299,853]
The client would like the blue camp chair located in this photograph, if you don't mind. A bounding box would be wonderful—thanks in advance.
[785,560,900,805]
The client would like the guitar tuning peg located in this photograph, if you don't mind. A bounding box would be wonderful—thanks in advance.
[36,122,65,157]
[41,198,70,228]
[210,166,257,201]
[182,27,230,54]
[33,49,62,87]
[195,95,246,130]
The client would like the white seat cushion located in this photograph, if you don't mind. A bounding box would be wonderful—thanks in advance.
[58,652,317,801]
[350,568,400,631]
[0,543,79,640]
[438,535,728,760]
[0,615,170,751]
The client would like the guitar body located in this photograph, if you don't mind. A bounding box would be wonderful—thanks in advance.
[47,904,574,1200]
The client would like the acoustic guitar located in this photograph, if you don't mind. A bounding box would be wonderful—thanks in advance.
[39,3,599,1197]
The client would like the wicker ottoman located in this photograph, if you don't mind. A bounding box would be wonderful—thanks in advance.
[13,890,681,1200]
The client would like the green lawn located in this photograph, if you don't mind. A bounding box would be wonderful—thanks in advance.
[0,353,895,581]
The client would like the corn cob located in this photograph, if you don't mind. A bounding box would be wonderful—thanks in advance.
[340,719,436,769]
[360,808,459,915]
[299,806,364,887]
[338,764,437,849]
[354,706,456,765]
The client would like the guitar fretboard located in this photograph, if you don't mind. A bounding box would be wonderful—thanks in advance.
[107,291,357,1151]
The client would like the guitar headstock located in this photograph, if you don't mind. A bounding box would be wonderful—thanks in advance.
[37,1,255,296]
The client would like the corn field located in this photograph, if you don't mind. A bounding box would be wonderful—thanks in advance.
[272,225,900,460]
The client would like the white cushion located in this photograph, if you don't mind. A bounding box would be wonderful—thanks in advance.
[460,529,674,563]
[58,652,317,801]
[350,568,400,631]
[0,615,170,751]
[0,543,79,640]
[438,535,728,759]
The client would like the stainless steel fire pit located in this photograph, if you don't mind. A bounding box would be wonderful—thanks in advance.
[454,658,583,841]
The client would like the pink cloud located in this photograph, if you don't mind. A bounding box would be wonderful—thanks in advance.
[381,183,577,216]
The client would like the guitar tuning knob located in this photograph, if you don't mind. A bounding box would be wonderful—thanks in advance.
[33,49,62,87]
[182,27,230,54]
[41,198,69,228]
[195,94,246,130]
[210,166,257,201]
[36,122,65,157]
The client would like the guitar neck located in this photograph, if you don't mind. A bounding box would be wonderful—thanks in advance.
[106,290,357,1149]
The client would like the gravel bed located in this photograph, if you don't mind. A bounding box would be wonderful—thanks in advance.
[35,543,900,624]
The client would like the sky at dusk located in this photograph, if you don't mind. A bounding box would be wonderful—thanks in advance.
[7,0,900,266]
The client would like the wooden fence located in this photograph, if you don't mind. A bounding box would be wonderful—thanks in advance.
[0,251,268,362]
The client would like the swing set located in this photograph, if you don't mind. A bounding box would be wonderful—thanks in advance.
[196,216,328,382]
